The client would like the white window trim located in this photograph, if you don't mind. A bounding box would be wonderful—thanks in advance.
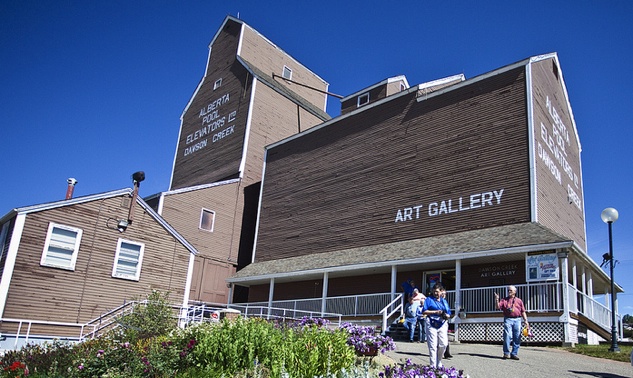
[112,238,145,281]
[40,222,83,271]
[282,65,292,80]
[214,78,222,90]
[357,92,370,107]
[199,208,215,232]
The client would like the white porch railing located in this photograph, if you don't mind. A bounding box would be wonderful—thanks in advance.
[1,283,621,351]
[459,282,563,314]
[227,304,342,324]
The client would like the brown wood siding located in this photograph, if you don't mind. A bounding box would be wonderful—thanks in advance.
[248,283,270,302]
[160,182,242,262]
[274,279,324,300]
[256,67,531,262]
[3,195,190,325]
[530,59,586,251]
[242,83,324,186]
[239,26,327,112]
[171,19,253,189]
[328,274,391,296]
[340,84,389,115]
[386,81,405,96]
[188,255,235,303]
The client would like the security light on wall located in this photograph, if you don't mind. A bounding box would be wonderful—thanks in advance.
[117,219,129,233]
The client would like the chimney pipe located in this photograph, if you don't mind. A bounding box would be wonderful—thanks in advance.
[127,171,145,225]
[65,178,78,200]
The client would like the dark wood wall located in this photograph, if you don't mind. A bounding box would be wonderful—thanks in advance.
[257,67,532,262]
[530,58,585,251]
[171,19,251,189]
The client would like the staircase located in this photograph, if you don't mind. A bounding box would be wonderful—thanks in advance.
[384,320,423,341]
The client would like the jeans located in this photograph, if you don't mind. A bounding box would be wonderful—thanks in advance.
[402,319,419,341]
[503,317,522,356]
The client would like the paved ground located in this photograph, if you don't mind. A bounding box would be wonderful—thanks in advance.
[384,341,632,377]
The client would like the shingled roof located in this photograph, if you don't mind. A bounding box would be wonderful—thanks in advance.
[229,222,576,283]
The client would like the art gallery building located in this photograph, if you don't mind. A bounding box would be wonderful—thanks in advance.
[227,53,622,345]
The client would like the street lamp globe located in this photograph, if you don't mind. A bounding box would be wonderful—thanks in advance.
[601,207,619,223]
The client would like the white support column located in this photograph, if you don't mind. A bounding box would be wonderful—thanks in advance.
[321,272,329,316]
[571,258,578,289]
[581,266,587,294]
[268,277,275,320]
[454,259,462,342]
[391,265,397,311]
[587,271,593,298]
[558,250,572,346]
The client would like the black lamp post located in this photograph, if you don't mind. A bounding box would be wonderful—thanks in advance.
[601,207,620,352]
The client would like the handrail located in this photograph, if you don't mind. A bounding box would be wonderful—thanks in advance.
[379,293,403,335]
[228,304,343,325]
[0,282,619,350]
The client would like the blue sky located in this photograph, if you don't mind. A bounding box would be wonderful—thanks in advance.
[1,1,632,314]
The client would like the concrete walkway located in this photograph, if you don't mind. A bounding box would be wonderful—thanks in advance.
[384,341,632,378]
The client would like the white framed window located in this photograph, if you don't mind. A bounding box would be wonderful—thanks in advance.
[199,208,215,232]
[282,65,292,80]
[357,92,370,107]
[40,222,83,270]
[112,239,144,281]
[214,78,222,90]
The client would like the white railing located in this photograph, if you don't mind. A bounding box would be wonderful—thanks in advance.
[232,292,394,318]
[568,284,622,338]
[460,282,563,314]
[2,282,620,350]
[379,293,403,334]
[228,304,342,324]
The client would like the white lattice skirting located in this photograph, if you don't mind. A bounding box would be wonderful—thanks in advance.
[458,322,564,343]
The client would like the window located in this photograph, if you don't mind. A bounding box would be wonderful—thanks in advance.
[214,78,222,90]
[282,65,292,80]
[357,92,370,107]
[200,208,215,232]
[40,222,83,270]
[112,239,144,281]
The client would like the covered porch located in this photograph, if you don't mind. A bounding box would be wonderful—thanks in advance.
[228,223,623,345]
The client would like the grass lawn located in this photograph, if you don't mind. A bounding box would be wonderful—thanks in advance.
[559,344,632,363]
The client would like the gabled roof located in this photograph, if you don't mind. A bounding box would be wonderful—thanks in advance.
[181,15,331,122]
[1,189,197,255]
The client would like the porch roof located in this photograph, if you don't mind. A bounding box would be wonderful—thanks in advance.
[230,222,581,284]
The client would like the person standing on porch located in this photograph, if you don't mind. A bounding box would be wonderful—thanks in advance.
[422,283,451,369]
[494,285,529,360]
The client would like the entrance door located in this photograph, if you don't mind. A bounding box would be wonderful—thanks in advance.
[423,270,456,295]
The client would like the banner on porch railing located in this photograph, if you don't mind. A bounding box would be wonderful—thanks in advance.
[526,251,559,282]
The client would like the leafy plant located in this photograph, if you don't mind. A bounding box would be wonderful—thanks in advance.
[116,290,177,342]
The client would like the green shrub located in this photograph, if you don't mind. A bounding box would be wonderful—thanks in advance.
[116,290,176,342]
